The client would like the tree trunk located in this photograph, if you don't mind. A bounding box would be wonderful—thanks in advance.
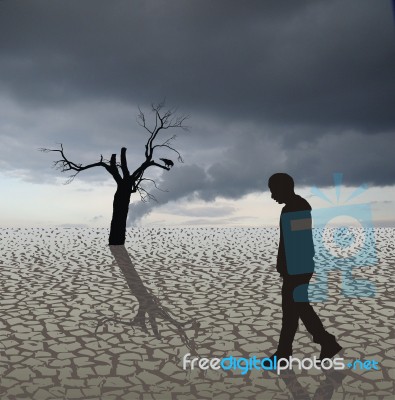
[109,184,131,245]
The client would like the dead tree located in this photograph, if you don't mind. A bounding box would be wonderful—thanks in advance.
[41,103,189,245]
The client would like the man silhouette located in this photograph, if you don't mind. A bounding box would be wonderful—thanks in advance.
[268,173,342,361]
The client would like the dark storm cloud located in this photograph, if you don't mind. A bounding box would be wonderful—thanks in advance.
[0,0,394,130]
[127,164,209,225]
[0,0,394,223]
[127,126,394,225]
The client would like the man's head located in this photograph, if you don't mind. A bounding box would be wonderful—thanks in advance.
[268,173,295,204]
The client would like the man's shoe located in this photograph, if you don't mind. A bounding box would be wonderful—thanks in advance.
[319,337,342,361]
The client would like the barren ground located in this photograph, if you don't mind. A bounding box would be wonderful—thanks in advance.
[0,228,394,399]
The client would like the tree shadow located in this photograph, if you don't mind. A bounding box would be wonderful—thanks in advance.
[95,245,199,354]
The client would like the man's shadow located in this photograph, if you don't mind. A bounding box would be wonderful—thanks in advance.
[279,368,347,400]
[95,245,199,353]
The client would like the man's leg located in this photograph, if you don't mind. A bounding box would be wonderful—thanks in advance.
[292,274,328,343]
[294,274,342,359]
[277,278,300,355]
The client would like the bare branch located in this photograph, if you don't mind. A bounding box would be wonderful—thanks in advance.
[109,154,123,183]
[137,106,153,136]
[151,99,165,114]
[120,147,130,178]
[137,186,157,203]
[137,103,189,162]
[152,143,184,163]
[149,161,171,171]
[39,144,123,184]
[139,178,168,193]
[163,134,177,145]
[64,172,79,185]
[38,105,188,191]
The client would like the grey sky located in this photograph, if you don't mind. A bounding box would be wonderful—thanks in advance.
[0,0,394,225]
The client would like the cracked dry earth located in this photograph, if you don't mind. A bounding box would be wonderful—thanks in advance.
[0,227,394,400]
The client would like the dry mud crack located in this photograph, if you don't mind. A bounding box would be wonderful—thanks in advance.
[0,227,394,399]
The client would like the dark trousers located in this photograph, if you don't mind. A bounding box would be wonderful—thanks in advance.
[278,273,330,353]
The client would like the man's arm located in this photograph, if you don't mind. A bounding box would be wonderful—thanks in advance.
[282,209,315,275]
[276,228,286,276]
